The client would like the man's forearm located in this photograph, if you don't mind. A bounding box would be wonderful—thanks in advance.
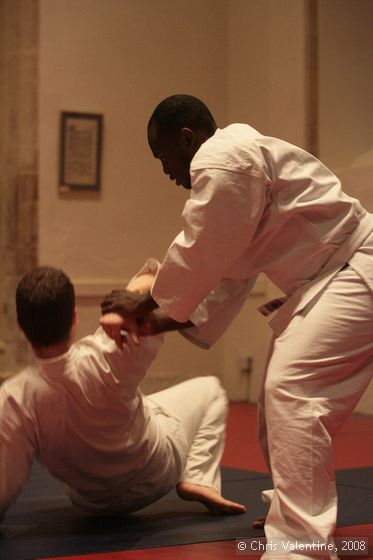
[137,291,159,318]
[147,309,193,335]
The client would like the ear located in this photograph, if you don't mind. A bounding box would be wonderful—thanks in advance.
[180,127,195,148]
[72,308,78,326]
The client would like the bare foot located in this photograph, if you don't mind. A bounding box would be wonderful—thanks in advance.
[252,515,266,529]
[176,481,246,515]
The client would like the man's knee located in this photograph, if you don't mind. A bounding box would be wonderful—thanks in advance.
[187,375,225,395]
[206,375,228,402]
[191,376,228,418]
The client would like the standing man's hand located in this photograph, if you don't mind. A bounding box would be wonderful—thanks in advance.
[101,289,144,317]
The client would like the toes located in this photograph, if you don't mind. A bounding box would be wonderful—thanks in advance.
[252,516,266,529]
[209,499,246,515]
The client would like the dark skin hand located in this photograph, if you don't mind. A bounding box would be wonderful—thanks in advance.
[101,289,192,344]
[147,308,193,335]
[100,289,157,344]
[101,289,158,319]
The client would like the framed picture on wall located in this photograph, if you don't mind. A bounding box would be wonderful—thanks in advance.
[59,111,103,193]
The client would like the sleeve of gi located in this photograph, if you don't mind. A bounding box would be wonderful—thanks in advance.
[179,276,257,348]
[0,386,35,521]
[151,167,267,322]
[97,258,165,399]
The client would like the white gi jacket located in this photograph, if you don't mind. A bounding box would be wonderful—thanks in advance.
[0,329,185,519]
[151,124,373,342]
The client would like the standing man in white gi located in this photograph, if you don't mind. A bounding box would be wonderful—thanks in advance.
[0,260,245,523]
[101,94,373,559]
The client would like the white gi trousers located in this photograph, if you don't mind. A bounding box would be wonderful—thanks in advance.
[148,375,228,493]
[258,266,373,559]
[69,376,227,515]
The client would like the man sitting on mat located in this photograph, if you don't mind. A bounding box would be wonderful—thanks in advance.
[0,260,245,522]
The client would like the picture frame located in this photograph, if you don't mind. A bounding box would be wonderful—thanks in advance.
[59,111,103,193]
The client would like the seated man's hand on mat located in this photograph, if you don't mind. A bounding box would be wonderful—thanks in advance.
[176,482,246,515]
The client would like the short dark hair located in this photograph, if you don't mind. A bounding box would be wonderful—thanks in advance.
[148,94,217,137]
[16,267,75,347]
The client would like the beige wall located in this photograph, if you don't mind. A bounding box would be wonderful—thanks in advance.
[227,0,307,146]
[317,0,373,414]
[39,0,229,279]
[318,0,373,171]
[221,0,308,401]
[38,0,372,412]
[39,0,230,390]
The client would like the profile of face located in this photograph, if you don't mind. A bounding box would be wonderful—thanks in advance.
[147,122,197,190]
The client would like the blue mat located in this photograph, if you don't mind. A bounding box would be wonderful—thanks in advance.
[0,463,371,560]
